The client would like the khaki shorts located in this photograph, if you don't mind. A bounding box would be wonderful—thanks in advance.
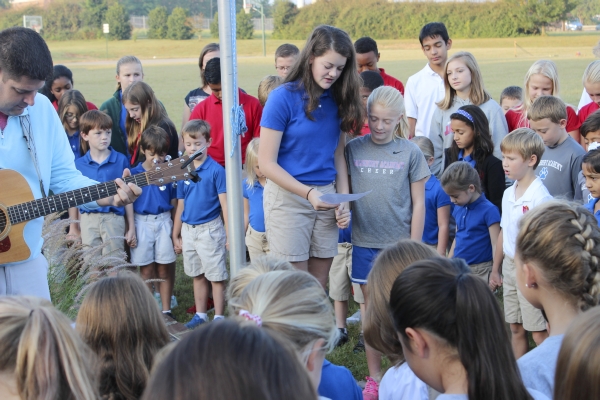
[502,255,546,331]
[328,242,365,303]
[80,212,125,256]
[130,212,177,266]
[469,260,492,283]
[245,225,270,262]
[181,218,228,282]
[263,180,338,262]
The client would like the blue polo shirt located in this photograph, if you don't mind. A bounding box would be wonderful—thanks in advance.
[75,147,129,215]
[318,360,362,400]
[458,150,476,168]
[242,178,265,232]
[585,198,600,227]
[260,82,342,185]
[176,156,226,225]
[423,175,452,245]
[130,163,176,215]
[67,131,82,159]
[452,193,500,265]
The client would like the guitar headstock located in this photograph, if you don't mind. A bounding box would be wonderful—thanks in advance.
[145,148,205,187]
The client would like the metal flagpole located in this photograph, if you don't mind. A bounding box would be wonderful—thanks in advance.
[218,0,246,277]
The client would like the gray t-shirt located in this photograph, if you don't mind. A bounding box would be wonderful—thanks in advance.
[536,137,585,200]
[346,135,430,248]
[518,334,564,398]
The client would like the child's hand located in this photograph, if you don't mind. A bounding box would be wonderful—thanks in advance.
[126,229,137,248]
[173,236,182,254]
[336,203,351,229]
[489,270,502,291]
[307,189,339,211]
[66,225,81,245]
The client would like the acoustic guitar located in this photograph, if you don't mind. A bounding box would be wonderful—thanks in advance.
[0,151,203,264]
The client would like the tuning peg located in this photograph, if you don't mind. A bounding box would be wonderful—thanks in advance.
[153,158,159,164]
[172,182,178,188]
[159,186,166,191]
[178,151,183,157]
[165,155,172,161]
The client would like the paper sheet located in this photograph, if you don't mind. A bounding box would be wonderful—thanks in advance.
[319,190,372,204]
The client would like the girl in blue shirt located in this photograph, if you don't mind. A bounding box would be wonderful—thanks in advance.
[243,138,269,262]
[58,89,89,160]
[259,25,361,287]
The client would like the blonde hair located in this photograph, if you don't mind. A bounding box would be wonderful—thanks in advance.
[500,127,545,169]
[517,201,600,312]
[410,136,434,161]
[244,138,261,189]
[182,119,211,141]
[367,86,409,140]
[517,60,560,124]
[228,270,338,363]
[116,55,143,90]
[0,296,98,400]
[363,240,437,365]
[227,255,294,300]
[528,95,567,124]
[438,51,491,110]
[554,307,600,400]
[583,60,600,86]
[76,271,169,400]
[257,75,282,107]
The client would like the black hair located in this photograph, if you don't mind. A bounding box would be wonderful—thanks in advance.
[500,86,523,102]
[389,258,534,400]
[360,70,384,92]
[448,105,494,178]
[418,22,450,46]
[583,149,600,174]
[204,57,221,85]
[0,27,53,81]
[39,65,73,103]
[581,110,600,138]
[275,43,300,60]
[354,37,378,55]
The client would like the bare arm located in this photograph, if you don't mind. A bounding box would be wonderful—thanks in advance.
[489,229,504,290]
[67,207,81,242]
[409,178,427,241]
[334,132,350,228]
[219,193,229,250]
[408,117,417,139]
[436,205,451,256]
[243,198,250,232]
[172,199,184,254]
[449,236,456,258]
[124,203,136,247]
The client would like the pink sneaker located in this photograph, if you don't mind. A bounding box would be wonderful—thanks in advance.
[363,376,379,400]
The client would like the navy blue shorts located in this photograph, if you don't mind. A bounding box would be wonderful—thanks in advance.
[350,245,381,285]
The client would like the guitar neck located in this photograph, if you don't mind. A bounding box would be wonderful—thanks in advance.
[7,173,150,225]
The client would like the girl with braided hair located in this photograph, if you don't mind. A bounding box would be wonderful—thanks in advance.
[515,200,600,398]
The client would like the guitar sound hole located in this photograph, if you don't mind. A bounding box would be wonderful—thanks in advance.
[0,208,7,236]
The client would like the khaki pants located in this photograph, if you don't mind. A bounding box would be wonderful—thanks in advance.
[245,225,269,262]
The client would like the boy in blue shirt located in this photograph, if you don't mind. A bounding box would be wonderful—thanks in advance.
[172,120,228,329]
[130,126,178,319]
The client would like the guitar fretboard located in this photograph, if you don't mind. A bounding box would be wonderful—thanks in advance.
[7,173,149,224]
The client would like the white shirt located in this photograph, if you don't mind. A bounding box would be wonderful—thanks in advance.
[501,177,552,258]
[404,63,445,138]
[379,363,429,400]
[578,88,592,110]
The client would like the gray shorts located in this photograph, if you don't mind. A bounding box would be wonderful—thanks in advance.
[0,255,51,300]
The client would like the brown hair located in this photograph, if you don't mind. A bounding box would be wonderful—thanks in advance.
[275,43,300,60]
[58,89,88,134]
[554,307,600,400]
[140,125,170,155]
[182,119,211,141]
[581,110,600,138]
[122,81,174,155]
[437,51,491,110]
[500,128,545,169]
[79,110,113,154]
[440,161,482,194]
[363,240,437,365]
[198,43,220,88]
[142,319,318,400]
[76,271,169,400]
[257,75,282,106]
[0,296,98,400]
[527,95,567,124]
[116,55,143,90]
[517,200,600,311]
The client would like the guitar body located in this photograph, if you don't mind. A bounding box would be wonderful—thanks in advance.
[0,169,33,264]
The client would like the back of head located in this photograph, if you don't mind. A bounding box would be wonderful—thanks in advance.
[523,60,559,112]
[198,42,220,85]
[360,70,384,92]
[354,36,378,55]
[367,86,409,139]
[581,110,600,139]
[0,27,53,81]
[528,95,567,124]
[440,161,482,194]
[439,51,489,110]
[419,22,450,45]
[500,127,545,169]
[257,75,282,107]
[182,119,211,142]
[140,125,170,155]
[411,136,434,162]
[583,60,600,86]
[229,270,337,359]
[517,200,600,311]
[227,255,294,300]
[390,258,531,400]
[143,319,318,400]
[0,296,97,400]
[76,271,169,400]
[554,307,600,400]
[204,57,221,85]
[275,43,300,60]
[500,86,523,103]
[363,240,437,364]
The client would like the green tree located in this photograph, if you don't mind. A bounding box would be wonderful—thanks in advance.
[82,0,108,30]
[148,6,168,39]
[236,9,254,39]
[210,11,219,38]
[520,0,568,35]
[122,0,160,15]
[573,0,600,24]
[272,0,298,39]
[43,1,82,40]
[167,7,193,40]
[105,2,132,40]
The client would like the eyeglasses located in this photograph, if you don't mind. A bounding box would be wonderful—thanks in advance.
[65,113,79,121]
[275,66,291,72]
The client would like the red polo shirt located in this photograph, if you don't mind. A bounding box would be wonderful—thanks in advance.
[189,89,262,166]
[506,105,580,133]
[379,68,404,96]
[579,101,600,125]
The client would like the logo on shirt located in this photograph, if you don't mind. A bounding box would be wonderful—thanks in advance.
[538,160,563,172]
[538,167,549,180]
[353,159,405,175]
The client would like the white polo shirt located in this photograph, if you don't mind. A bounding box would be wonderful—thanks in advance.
[501,177,553,258]
[404,63,445,138]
